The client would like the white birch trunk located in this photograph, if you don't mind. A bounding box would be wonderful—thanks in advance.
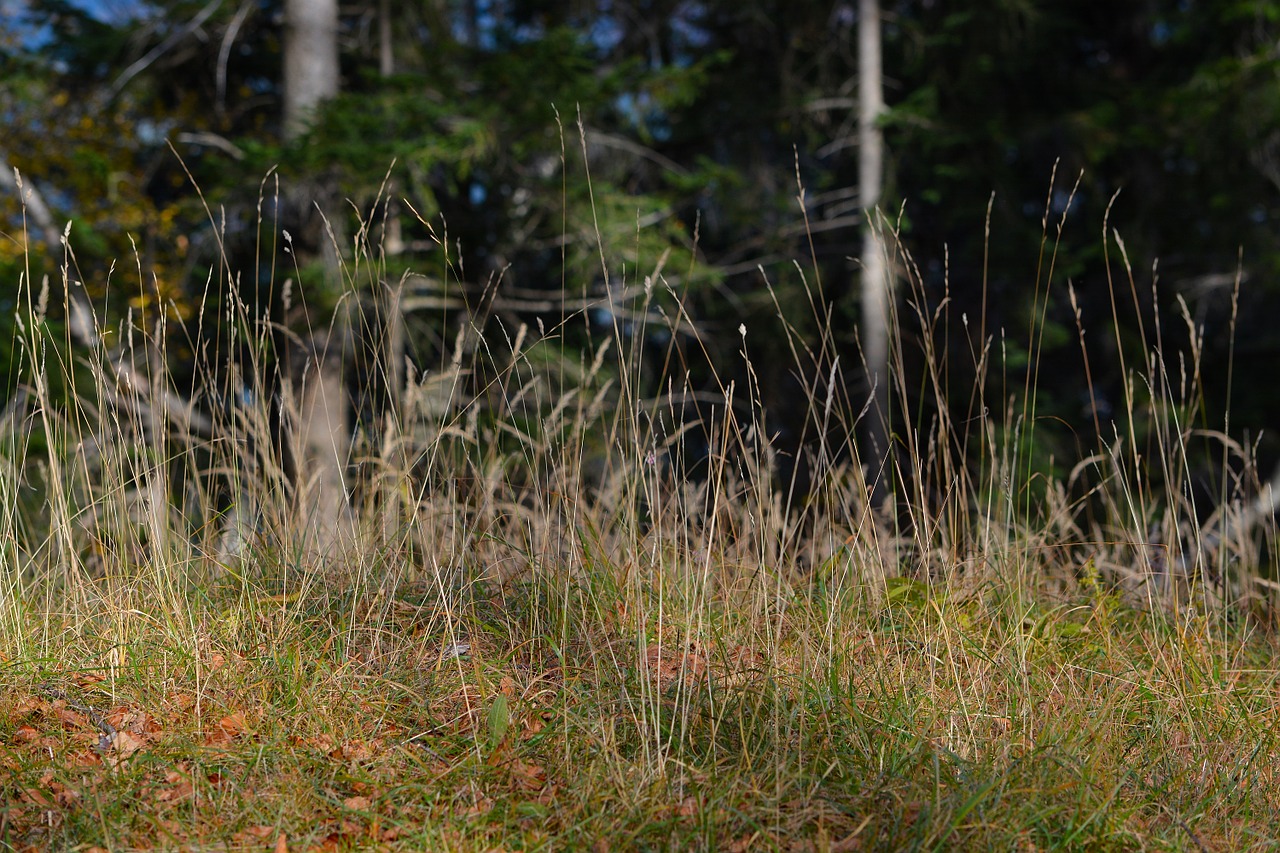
[283,0,339,140]
[858,0,891,476]
[282,0,351,560]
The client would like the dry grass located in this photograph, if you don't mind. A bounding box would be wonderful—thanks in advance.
[2,180,1280,851]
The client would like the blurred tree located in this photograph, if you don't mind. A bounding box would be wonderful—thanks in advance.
[859,0,889,491]
[7,0,1280,505]
[283,0,339,138]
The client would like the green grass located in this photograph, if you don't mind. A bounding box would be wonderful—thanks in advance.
[3,185,1280,851]
[4,568,1279,850]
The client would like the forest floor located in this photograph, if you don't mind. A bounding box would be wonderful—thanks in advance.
[3,568,1279,851]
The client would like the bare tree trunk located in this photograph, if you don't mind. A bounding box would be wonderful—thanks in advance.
[858,0,890,496]
[379,0,394,76]
[283,0,339,140]
[281,0,355,560]
[291,344,357,559]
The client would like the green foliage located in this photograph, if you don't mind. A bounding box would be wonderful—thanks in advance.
[6,0,1280,516]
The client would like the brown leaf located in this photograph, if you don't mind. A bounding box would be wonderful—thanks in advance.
[55,707,89,730]
[205,712,248,745]
[343,795,372,810]
[510,759,547,791]
[155,779,193,803]
[217,712,247,736]
[20,787,52,807]
[70,749,103,767]
[275,833,289,853]
[463,795,495,818]
[13,724,39,743]
[336,740,374,762]
[110,730,146,758]
[522,714,547,738]
[677,795,698,817]
[645,644,707,688]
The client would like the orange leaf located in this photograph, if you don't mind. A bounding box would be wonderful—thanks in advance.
[343,795,372,810]
[275,833,289,853]
[217,712,247,736]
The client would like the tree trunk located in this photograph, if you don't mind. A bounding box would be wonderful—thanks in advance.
[281,0,355,560]
[379,0,394,76]
[858,0,890,495]
[283,0,339,140]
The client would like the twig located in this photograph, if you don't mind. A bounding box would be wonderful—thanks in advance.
[39,682,118,754]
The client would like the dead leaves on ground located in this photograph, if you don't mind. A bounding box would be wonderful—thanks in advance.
[643,639,764,691]
[0,664,563,851]
[0,636,769,850]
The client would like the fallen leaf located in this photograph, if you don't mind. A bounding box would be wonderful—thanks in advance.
[335,740,374,762]
[275,833,289,853]
[510,759,547,792]
[343,795,372,810]
[464,795,495,818]
[110,730,146,758]
[55,707,89,730]
[156,783,193,803]
[205,712,248,745]
[20,787,52,808]
[217,712,247,736]
[70,750,103,767]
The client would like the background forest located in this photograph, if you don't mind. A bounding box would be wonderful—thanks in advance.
[6,0,1280,494]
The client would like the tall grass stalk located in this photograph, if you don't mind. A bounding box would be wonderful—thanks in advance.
[2,169,1279,850]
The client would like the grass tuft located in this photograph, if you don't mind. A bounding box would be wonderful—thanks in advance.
[2,175,1279,850]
